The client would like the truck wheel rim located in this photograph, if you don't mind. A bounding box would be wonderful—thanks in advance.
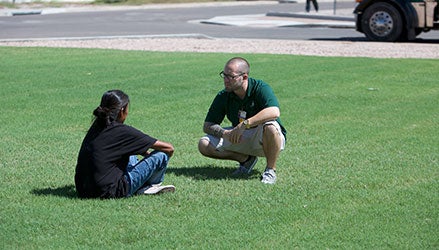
[369,11,393,37]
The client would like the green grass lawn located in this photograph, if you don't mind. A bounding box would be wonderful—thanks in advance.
[0,47,437,249]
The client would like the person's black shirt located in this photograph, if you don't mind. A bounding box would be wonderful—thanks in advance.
[75,122,156,198]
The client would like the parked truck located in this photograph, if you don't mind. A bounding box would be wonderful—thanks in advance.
[354,0,439,42]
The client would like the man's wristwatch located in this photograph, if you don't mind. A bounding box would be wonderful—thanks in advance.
[243,119,251,129]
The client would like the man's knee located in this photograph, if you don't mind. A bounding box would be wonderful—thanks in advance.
[198,138,211,156]
[263,124,283,149]
[263,124,278,137]
[149,151,169,165]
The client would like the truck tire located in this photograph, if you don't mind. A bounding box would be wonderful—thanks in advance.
[361,2,404,42]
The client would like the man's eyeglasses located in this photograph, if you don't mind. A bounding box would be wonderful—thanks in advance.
[219,71,245,80]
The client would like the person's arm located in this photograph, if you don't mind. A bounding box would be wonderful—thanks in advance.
[150,140,174,157]
[203,122,225,138]
[244,106,280,128]
[203,91,227,137]
[226,106,280,144]
[203,121,239,144]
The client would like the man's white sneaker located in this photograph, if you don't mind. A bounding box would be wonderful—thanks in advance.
[261,169,276,184]
[136,184,175,195]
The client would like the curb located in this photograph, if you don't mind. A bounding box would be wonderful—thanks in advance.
[266,11,355,22]
[8,9,42,16]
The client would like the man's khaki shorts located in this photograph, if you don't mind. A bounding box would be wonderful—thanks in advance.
[201,121,285,157]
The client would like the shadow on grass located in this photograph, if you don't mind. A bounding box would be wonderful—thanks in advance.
[30,166,258,198]
[31,184,77,199]
[167,165,260,181]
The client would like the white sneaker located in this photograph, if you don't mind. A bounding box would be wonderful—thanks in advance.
[261,169,276,184]
[136,183,175,195]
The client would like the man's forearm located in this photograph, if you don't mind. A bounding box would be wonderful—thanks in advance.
[203,122,225,138]
[247,106,280,127]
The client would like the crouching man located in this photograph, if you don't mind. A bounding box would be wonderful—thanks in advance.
[198,57,287,184]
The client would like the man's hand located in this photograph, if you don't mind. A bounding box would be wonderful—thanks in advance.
[224,122,245,144]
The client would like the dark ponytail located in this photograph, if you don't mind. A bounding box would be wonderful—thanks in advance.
[92,90,129,128]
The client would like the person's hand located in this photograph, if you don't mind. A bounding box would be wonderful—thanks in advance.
[224,123,245,144]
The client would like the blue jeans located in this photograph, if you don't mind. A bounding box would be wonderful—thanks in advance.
[124,151,169,196]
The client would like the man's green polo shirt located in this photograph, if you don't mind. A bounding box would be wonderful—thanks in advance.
[205,77,286,138]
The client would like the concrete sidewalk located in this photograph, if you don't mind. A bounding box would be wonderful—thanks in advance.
[195,8,354,28]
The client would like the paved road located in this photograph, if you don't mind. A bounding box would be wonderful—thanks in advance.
[0,1,438,42]
[0,1,361,41]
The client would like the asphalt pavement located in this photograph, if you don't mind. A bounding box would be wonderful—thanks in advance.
[0,0,356,29]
